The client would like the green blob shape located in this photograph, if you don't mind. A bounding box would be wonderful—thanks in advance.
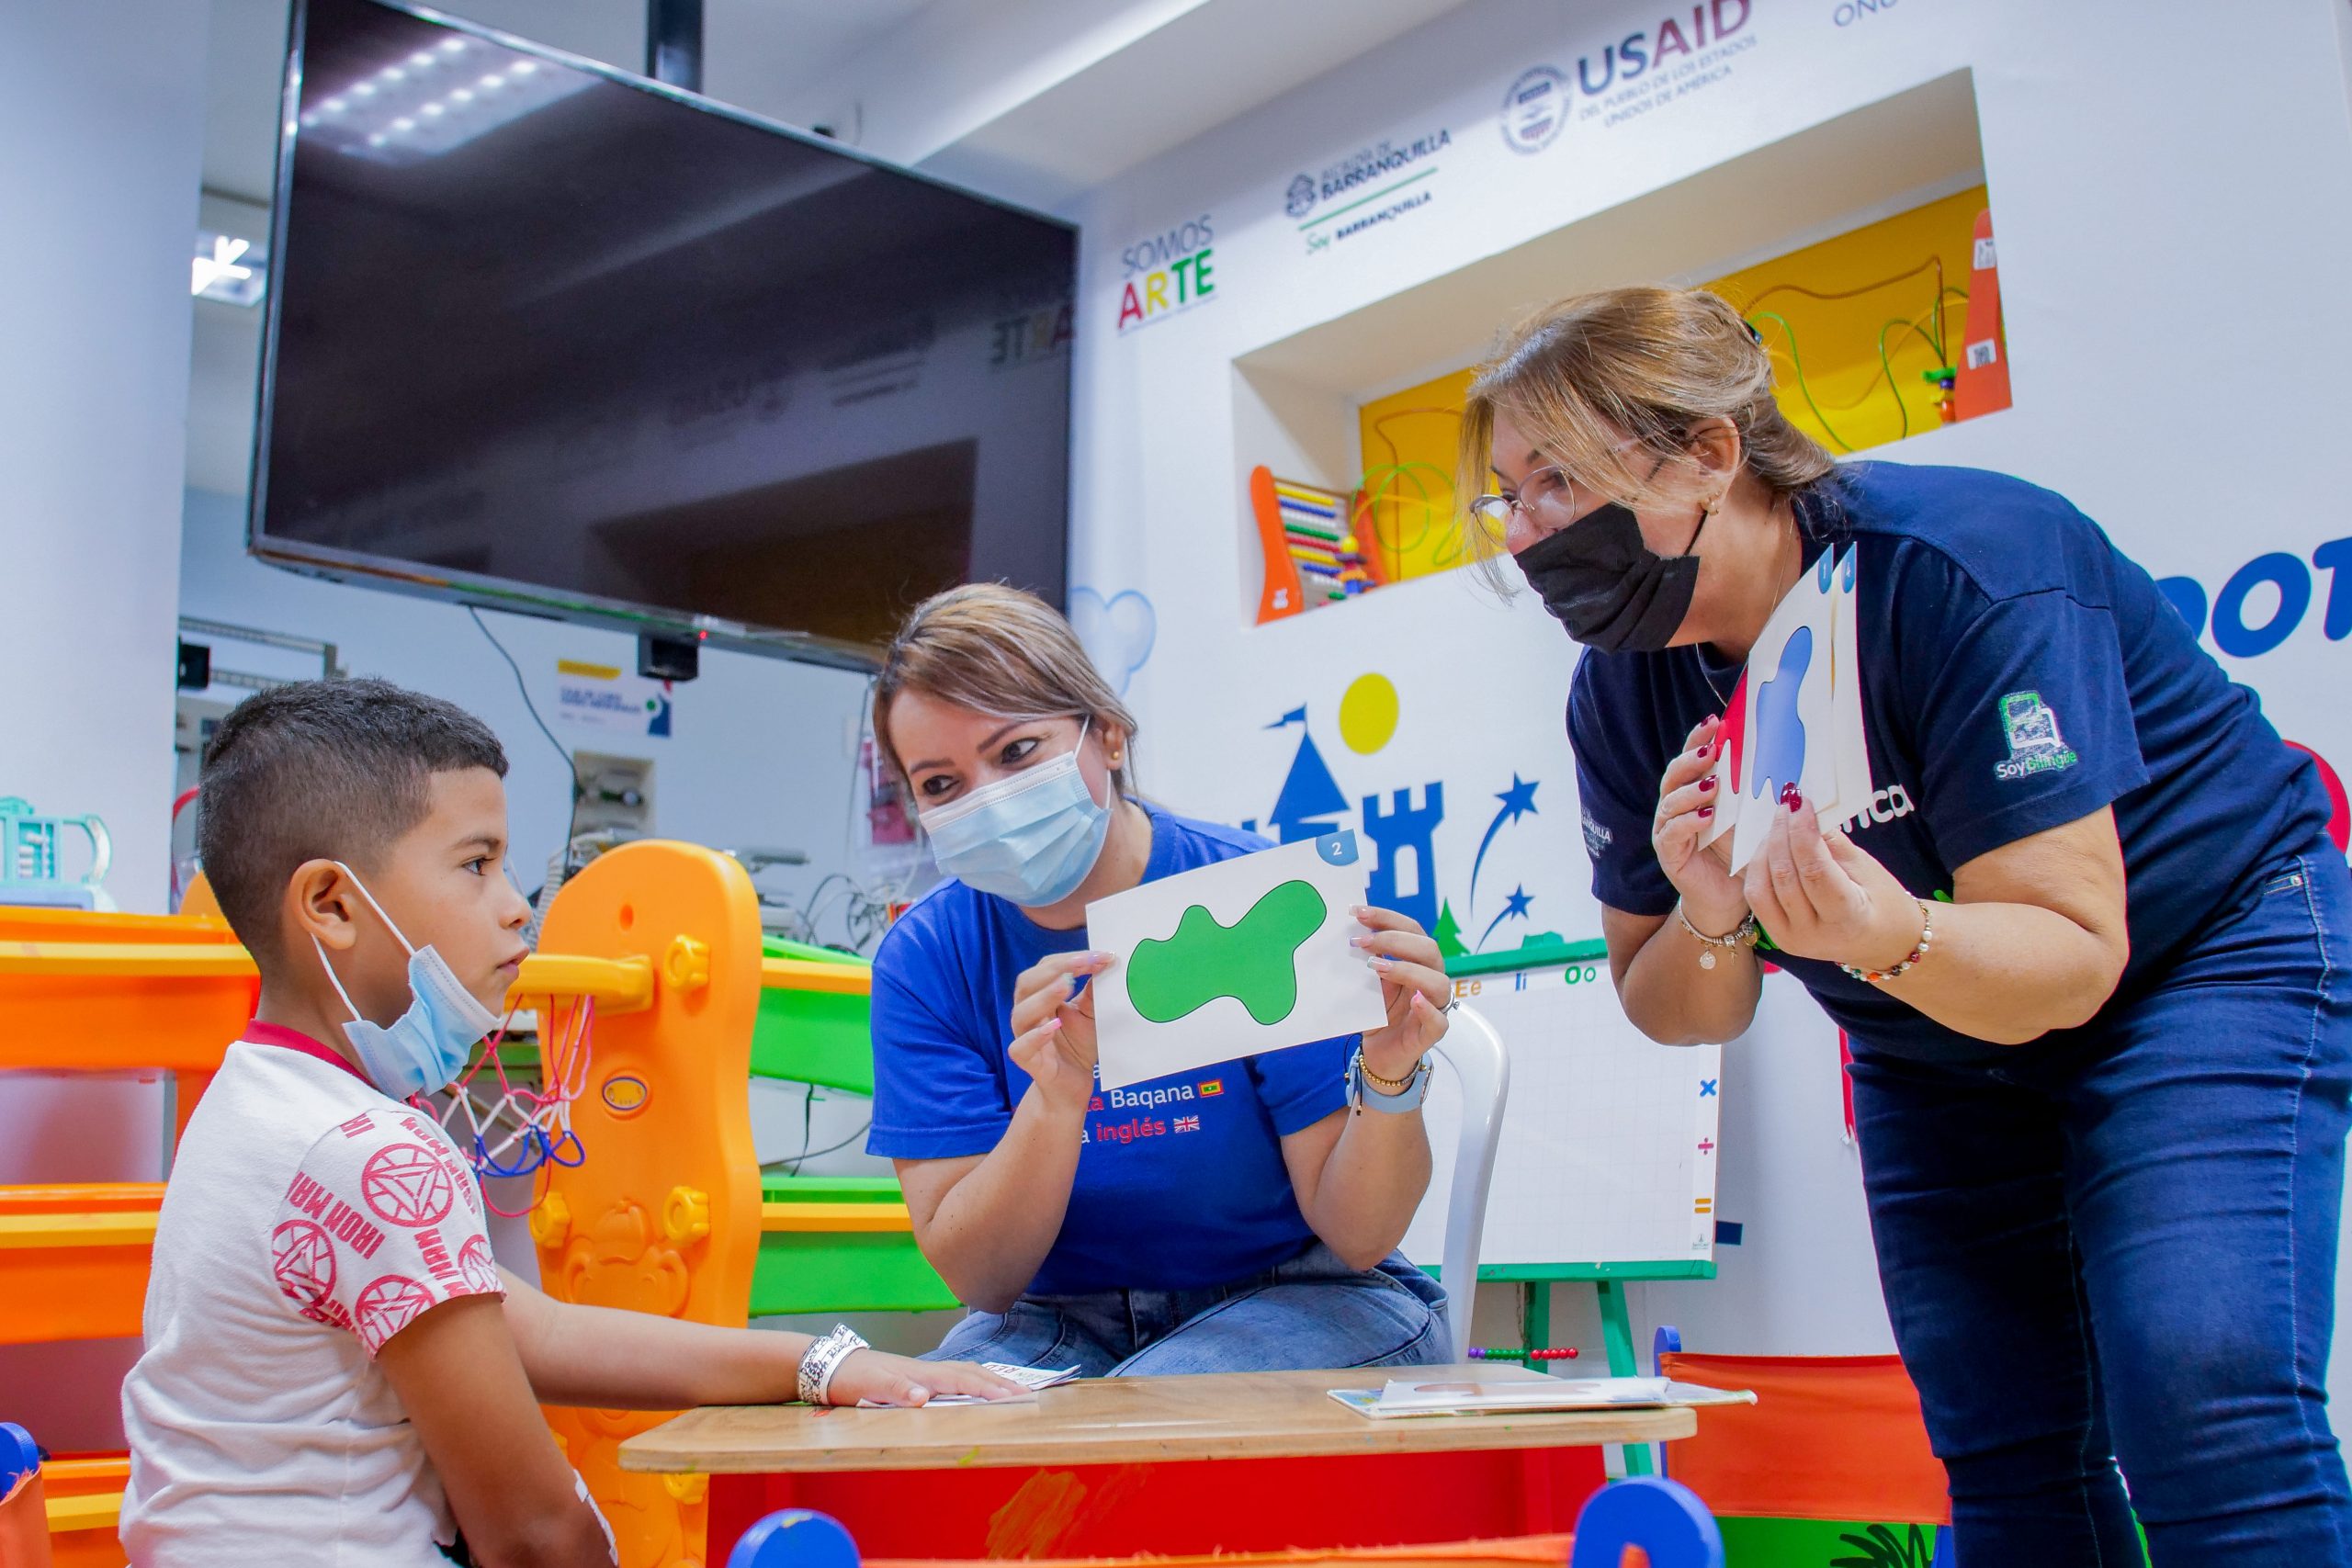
[1127,879,1329,1026]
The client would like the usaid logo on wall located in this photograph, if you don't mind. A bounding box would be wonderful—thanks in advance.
[1501,66,1569,154]
[1506,0,1758,149]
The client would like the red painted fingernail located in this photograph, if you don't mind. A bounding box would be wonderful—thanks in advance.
[1781,784,1803,813]
[1698,775,1715,793]
[1696,806,1714,819]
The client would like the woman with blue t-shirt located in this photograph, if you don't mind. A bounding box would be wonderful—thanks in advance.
[1463,287,2351,1565]
[865,584,1453,1375]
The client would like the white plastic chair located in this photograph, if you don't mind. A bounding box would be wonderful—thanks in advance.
[1426,1002,1510,1364]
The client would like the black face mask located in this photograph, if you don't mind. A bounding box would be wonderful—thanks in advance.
[1511,502,1705,654]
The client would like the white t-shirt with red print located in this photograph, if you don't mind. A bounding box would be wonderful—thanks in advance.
[121,1025,508,1568]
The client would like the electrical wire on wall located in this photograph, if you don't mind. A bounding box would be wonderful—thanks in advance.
[469,606,585,945]
[1741,256,1969,454]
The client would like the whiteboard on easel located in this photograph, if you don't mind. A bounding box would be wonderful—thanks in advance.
[1402,956,1722,1270]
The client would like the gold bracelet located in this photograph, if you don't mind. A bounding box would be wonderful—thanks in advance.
[1675,903,1758,970]
[1361,1055,1423,1091]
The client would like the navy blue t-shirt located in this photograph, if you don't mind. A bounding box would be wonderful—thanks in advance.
[866,805,1353,1296]
[1570,460,2331,1062]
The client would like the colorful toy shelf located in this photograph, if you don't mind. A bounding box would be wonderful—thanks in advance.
[0,1184,165,1346]
[2,853,949,1568]
[37,1456,130,1568]
[755,1176,954,1316]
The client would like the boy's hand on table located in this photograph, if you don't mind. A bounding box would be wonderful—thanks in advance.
[828,1349,1029,1406]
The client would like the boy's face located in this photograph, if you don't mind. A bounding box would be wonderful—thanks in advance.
[325,766,533,1022]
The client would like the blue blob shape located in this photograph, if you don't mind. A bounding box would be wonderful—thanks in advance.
[1748,625,1813,803]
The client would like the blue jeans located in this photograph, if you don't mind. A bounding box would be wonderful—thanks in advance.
[1850,842,2352,1566]
[922,1242,1450,1376]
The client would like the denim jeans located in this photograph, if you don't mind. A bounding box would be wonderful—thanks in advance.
[1849,840,2352,1566]
[922,1241,1451,1376]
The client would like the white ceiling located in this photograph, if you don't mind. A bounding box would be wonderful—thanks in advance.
[201,0,1472,210]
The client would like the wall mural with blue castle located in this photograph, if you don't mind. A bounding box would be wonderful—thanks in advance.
[1238,673,1563,964]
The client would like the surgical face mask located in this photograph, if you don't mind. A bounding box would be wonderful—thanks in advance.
[918,721,1112,908]
[1512,501,1706,654]
[312,863,503,1099]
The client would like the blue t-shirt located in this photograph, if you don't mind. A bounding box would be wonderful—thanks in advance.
[1570,460,2331,1062]
[866,805,1353,1296]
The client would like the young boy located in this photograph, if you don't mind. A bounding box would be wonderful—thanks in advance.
[121,680,1016,1568]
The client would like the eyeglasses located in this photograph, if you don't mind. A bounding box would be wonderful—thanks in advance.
[1468,465,1590,530]
[1470,439,1658,533]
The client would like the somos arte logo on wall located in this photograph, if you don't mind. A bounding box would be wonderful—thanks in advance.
[1283,125,1450,257]
[1116,214,1216,335]
[1505,0,1757,151]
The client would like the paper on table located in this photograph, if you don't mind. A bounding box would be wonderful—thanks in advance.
[1326,1377,1759,1419]
[1379,1375,1671,1412]
[1086,830,1386,1091]
[862,1363,1082,1408]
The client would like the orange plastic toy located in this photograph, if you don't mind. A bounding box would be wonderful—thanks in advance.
[526,841,767,1568]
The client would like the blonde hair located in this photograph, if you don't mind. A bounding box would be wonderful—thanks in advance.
[873,583,1139,794]
[1455,286,1835,579]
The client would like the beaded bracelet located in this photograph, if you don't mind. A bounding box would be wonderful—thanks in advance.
[1840,898,1935,985]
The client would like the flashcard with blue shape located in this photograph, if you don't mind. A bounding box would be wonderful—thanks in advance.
[1701,545,1873,874]
[1086,829,1387,1090]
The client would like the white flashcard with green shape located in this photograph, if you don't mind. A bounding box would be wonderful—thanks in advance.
[1086,829,1388,1090]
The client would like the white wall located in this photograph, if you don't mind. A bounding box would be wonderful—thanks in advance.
[0,0,207,912]
[0,0,212,1451]
[1060,0,2352,1397]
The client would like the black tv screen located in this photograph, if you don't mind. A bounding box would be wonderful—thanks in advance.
[254,0,1077,667]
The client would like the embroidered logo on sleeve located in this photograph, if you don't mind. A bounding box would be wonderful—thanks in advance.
[1994,691,2078,781]
[1580,807,1614,859]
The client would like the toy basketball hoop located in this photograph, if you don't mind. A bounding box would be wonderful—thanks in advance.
[428,995,594,1217]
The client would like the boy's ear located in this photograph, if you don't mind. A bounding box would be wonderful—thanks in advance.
[288,859,363,953]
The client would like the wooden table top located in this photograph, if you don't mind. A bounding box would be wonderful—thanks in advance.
[618,1364,1699,1474]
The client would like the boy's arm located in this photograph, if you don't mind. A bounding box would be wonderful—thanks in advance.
[376,1294,616,1568]
[496,1269,1023,1407]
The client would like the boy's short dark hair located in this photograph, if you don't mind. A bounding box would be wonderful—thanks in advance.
[198,679,508,967]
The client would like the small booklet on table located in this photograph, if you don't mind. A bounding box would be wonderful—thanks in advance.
[1329,1375,1757,1419]
[861,1363,1082,1408]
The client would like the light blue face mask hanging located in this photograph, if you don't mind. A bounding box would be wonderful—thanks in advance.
[919,721,1113,908]
[312,863,503,1099]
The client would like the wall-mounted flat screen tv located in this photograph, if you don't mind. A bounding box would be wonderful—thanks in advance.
[254,0,1077,669]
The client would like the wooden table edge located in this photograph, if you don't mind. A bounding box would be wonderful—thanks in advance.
[616,1400,1697,1474]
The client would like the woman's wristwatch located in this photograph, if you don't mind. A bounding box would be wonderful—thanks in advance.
[796,1323,870,1404]
[1348,1046,1430,1114]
